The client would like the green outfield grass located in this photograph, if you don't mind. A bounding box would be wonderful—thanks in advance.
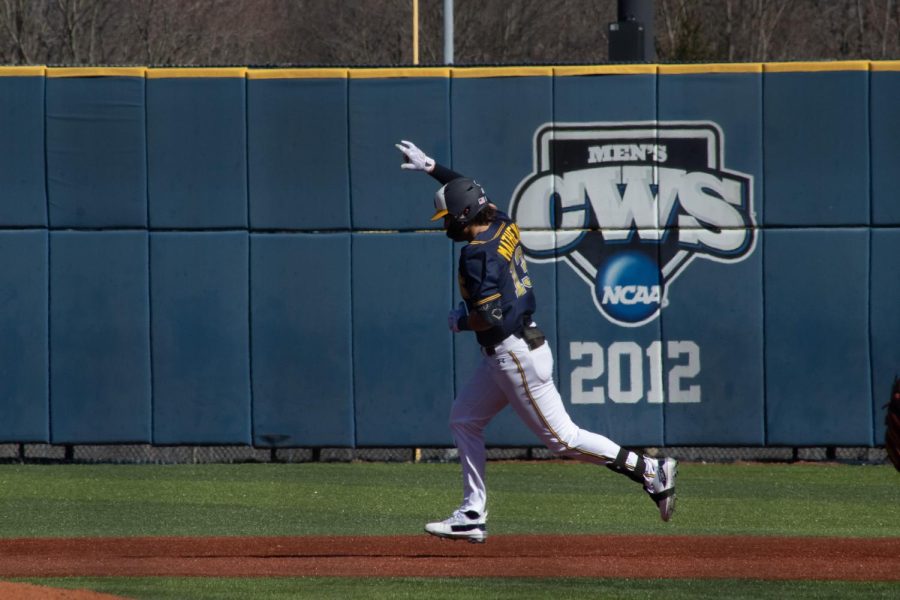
[20,576,900,600]
[1,461,898,599]
[0,461,897,538]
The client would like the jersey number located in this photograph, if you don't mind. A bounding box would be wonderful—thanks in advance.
[510,246,532,298]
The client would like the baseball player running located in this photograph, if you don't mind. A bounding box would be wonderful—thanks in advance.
[396,140,677,543]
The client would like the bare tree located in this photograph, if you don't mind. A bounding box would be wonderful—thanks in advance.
[264,0,412,66]
[783,0,900,60]
[0,0,52,63]
[658,0,718,61]
[752,0,790,60]
[53,0,106,63]
[0,0,897,67]
[880,0,895,57]
[125,0,211,65]
[451,0,612,64]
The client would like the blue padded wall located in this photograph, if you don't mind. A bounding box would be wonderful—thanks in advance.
[659,244,764,444]
[0,64,897,448]
[658,69,764,444]
[556,259,664,447]
[352,232,454,446]
[147,74,247,228]
[551,71,662,447]
[248,74,350,230]
[764,229,871,445]
[251,233,354,446]
[0,74,46,226]
[46,73,147,227]
[50,231,151,443]
[151,232,251,444]
[871,229,900,443]
[554,69,656,123]
[763,68,869,226]
[657,68,763,222]
[349,73,450,230]
[871,69,900,225]
[452,72,553,207]
[0,231,48,442]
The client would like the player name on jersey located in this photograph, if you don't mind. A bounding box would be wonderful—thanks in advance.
[497,223,521,263]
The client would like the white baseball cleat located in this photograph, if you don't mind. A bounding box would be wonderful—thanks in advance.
[425,509,487,543]
[645,457,677,522]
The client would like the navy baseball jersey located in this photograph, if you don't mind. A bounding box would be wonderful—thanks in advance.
[459,211,536,347]
[398,141,678,538]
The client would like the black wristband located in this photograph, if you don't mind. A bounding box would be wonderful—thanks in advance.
[457,313,471,331]
[430,163,465,185]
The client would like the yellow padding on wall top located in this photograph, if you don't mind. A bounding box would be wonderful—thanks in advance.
[0,65,45,76]
[350,67,450,78]
[871,61,900,71]
[47,67,146,77]
[248,68,348,79]
[453,66,553,78]
[659,63,762,74]
[5,62,899,79]
[765,61,870,72]
[554,65,656,76]
[147,67,247,79]
[0,66,45,76]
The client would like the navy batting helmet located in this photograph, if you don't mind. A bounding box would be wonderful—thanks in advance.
[431,178,489,224]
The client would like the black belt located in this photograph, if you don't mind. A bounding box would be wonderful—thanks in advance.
[483,327,545,356]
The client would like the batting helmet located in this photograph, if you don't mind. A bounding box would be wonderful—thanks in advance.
[431,177,489,224]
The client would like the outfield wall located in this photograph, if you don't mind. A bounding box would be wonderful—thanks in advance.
[0,62,897,448]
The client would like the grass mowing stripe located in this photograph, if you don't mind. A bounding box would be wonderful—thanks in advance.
[0,463,898,538]
[17,577,900,600]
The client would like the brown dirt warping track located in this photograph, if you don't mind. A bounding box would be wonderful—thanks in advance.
[1,535,899,581]
[0,582,127,599]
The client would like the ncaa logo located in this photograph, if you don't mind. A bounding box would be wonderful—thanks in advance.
[510,122,756,327]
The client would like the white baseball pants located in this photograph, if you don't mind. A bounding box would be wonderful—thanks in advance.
[450,331,628,515]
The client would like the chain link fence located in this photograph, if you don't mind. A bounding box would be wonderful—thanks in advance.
[0,444,888,465]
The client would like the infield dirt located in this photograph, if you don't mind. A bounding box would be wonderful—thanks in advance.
[0,581,127,599]
[0,534,898,580]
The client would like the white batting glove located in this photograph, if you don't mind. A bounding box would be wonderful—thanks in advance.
[448,302,467,332]
[396,140,435,172]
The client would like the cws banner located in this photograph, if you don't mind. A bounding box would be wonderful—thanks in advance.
[505,119,760,446]
[511,121,756,327]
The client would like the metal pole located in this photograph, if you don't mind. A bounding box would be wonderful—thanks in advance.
[444,0,454,64]
[413,0,420,65]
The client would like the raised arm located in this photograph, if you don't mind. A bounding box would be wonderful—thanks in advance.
[395,140,464,184]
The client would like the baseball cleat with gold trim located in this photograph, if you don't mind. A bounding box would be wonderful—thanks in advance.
[425,509,487,543]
